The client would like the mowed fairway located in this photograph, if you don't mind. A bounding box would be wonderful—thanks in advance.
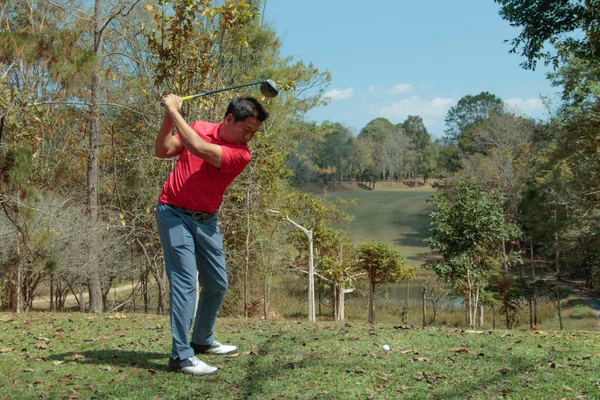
[326,185,436,262]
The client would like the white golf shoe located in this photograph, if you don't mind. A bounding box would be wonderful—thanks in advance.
[192,341,239,355]
[168,356,218,375]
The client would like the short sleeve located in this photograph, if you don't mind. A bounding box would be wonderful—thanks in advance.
[220,146,251,175]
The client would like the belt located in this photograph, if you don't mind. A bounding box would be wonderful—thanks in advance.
[170,205,217,220]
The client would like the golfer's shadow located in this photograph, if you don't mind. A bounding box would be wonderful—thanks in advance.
[47,350,168,371]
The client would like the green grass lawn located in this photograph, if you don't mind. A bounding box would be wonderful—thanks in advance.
[1,312,599,399]
[326,186,436,263]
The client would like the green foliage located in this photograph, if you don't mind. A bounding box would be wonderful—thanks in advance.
[495,0,600,70]
[358,117,394,143]
[443,91,504,153]
[356,241,414,285]
[426,179,522,325]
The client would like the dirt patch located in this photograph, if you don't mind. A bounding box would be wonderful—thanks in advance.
[299,181,434,195]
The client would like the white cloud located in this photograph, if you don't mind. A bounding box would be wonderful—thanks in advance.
[324,88,355,101]
[390,83,414,94]
[378,95,456,119]
[505,97,545,114]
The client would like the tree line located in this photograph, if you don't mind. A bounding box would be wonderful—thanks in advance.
[1,0,598,328]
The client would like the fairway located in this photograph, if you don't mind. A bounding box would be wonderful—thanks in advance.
[326,186,436,263]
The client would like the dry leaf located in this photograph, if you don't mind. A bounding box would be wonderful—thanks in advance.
[400,349,419,355]
[146,4,154,11]
[0,348,14,353]
[450,348,469,353]
[35,343,48,350]
[52,361,64,366]
[23,368,35,373]
[413,357,430,363]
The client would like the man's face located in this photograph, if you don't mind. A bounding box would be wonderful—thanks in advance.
[220,114,262,144]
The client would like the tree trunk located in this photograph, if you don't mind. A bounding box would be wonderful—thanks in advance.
[368,279,376,323]
[86,0,104,313]
[244,182,251,318]
[49,272,54,312]
[502,239,507,273]
[16,232,22,314]
[308,232,315,322]
[421,285,427,328]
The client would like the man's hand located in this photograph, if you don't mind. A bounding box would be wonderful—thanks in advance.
[161,94,182,115]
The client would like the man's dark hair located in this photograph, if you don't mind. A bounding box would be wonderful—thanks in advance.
[225,97,269,122]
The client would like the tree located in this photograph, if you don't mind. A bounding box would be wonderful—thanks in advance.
[355,241,415,323]
[426,179,522,328]
[495,0,600,70]
[358,118,395,143]
[402,116,435,184]
[444,92,504,154]
[270,191,351,322]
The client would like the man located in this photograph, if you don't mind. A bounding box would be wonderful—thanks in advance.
[155,94,269,375]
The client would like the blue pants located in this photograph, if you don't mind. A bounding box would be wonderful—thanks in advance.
[155,203,228,361]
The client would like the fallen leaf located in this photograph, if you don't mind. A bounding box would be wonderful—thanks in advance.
[146,4,154,11]
[23,368,35,373]
[52,361,64,366]
[450,348,469,353]
[0,348,15,353]
[35,343,48,350]
[413,357,430,363]
[400,349,419,355]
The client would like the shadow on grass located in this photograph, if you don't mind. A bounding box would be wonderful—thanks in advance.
[235,332,323,399]
[47,350,168,371]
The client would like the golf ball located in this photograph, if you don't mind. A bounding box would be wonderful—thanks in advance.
[382,344,390,352]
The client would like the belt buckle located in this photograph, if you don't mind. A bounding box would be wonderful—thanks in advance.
[191,211,210,220]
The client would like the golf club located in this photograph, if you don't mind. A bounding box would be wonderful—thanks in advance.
[160,79,278,106]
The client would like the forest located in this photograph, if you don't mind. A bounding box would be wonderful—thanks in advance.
[1,0,599,330]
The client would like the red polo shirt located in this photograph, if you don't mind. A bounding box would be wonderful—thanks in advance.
[158,120,251,212]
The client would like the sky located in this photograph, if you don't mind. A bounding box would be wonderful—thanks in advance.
[263,0,560,138]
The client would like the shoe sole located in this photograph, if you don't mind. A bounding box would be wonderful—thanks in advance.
[203,348,239,355]
[168,366,219,376]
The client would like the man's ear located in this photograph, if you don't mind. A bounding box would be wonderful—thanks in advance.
[224,113,234,124]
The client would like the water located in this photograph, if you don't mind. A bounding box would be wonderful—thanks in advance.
[379,283,463,307]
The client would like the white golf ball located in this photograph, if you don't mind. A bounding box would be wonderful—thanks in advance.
[382,344,390,352]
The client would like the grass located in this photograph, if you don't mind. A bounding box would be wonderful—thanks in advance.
[1,312,599,399]
[323,184,436,263]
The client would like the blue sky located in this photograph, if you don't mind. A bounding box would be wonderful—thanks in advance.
[263,0,559,138]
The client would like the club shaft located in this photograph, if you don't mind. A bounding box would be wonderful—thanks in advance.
[182,81,265,101]
[160,81,265,107]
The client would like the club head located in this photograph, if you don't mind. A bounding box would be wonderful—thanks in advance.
[260,79,279,98]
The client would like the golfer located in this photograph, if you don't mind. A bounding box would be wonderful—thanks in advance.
[155,94,268,375]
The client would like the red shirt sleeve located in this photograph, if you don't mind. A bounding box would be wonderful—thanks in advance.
[220,145,251,175]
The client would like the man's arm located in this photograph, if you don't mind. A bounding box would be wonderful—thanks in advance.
[160,94,223,168]
[155,113,184,158]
